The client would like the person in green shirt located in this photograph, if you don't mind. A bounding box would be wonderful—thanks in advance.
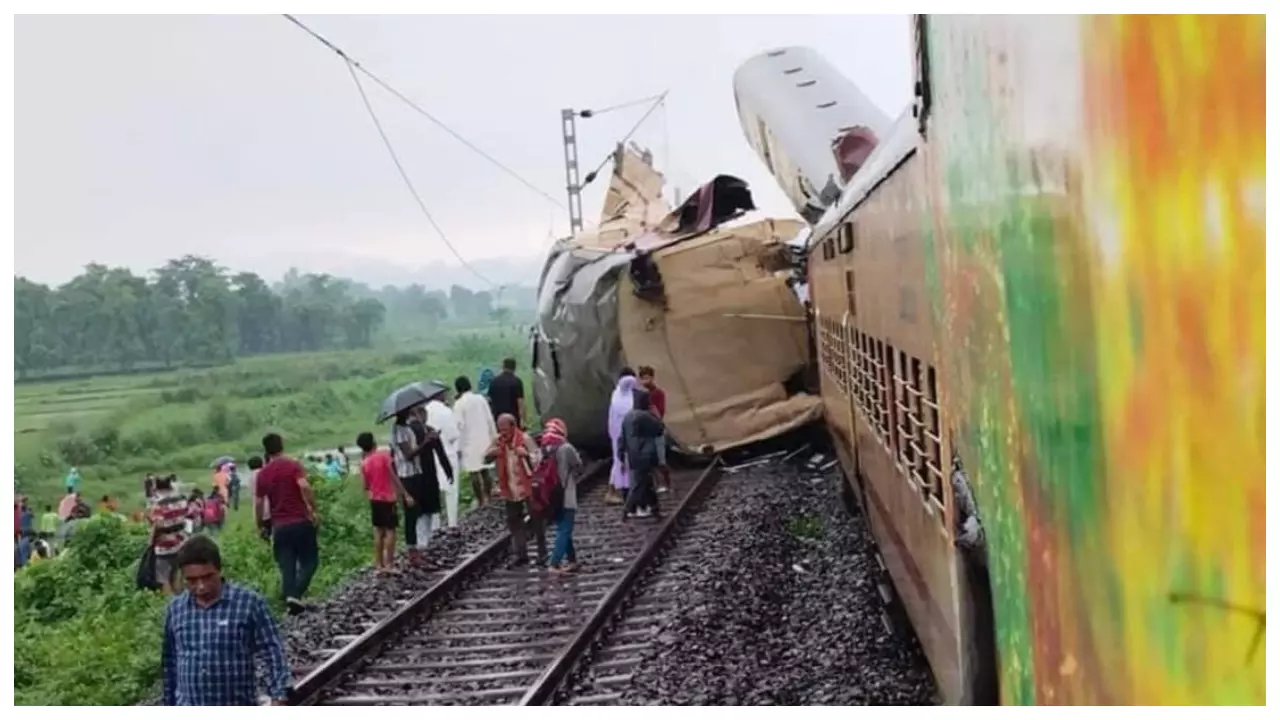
[64,467,81,493]
[38,504,60,539]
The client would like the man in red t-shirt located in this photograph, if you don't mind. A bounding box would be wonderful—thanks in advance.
[357,431,411,572]
[638,366,672,492]
[253,433,319,615]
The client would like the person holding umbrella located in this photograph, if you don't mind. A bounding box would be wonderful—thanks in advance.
[380,381,453,566]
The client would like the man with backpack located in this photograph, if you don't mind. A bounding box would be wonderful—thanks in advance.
[537,418,583,573]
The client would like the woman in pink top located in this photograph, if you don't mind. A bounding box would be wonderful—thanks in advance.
[357,431,411,572]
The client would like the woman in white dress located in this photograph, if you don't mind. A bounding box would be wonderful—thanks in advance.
[453,375,498,509]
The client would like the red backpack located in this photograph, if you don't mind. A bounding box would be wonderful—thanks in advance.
[202,497,224,525]
[530,442,564,516]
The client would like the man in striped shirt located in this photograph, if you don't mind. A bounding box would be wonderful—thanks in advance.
[149,475,190,595]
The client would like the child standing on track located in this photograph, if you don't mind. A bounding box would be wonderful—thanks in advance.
[358,432,411,573]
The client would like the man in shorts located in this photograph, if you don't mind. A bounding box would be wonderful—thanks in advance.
[358,432,411,572]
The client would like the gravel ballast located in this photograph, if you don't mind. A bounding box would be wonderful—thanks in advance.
[282,502,509,666]
[619,457,938,705]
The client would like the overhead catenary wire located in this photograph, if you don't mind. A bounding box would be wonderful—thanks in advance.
[342,58,494,287]
[282,14,566,212]
[579,93,667,119]
[580,91,669,188]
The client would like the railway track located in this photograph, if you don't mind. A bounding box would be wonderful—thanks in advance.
[289,459,721,706]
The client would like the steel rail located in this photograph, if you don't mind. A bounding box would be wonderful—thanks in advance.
[518,456,722,705]
[288,459,609,705]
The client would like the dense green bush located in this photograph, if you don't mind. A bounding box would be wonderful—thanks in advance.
[13,476,372,706]
[56,433,102,466]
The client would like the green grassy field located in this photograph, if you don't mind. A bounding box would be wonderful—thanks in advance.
[13,330,530,513]
[13,330,533,706]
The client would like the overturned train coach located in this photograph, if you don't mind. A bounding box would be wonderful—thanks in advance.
[531,146,821,457]
[737,15,1265,707]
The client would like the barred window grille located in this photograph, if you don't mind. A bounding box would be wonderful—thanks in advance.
[924,365,946,516]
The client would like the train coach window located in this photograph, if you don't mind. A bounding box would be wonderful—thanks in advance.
[819,316,836,385]
[886,343,901,459]
[895,349,914,480]
[837,223,854,254]
[796,79,817,88]
[851,331,864,413]
[870,335,890,443]
[844,270,856,317]
[855,333,870,436]
[908,357,930,497]
[784,66,804,75]
[868,338,880,434]
[837,321,851,397]
[924,365,946,517]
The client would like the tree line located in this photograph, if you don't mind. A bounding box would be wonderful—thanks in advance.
[14,255,539,377]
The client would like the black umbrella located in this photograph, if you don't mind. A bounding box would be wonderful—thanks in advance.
[376,381,447,423]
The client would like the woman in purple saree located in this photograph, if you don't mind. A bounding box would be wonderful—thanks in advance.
[606,372,638,504]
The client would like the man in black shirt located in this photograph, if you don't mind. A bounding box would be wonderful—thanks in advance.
[488,357,526,429]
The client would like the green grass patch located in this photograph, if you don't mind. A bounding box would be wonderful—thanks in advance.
[786,511,825,541]
[13,331,525,706]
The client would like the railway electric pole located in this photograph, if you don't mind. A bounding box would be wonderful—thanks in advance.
[560,109,585,236]
[560,93,667,238]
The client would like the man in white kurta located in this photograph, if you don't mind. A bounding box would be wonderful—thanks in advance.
[425,392,463,528]
[453,375,498,509]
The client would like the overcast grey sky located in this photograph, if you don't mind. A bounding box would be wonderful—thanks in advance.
[15,14,912,287]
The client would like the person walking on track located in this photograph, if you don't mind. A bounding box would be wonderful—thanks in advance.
[637,366,673,493]
[487,413,543,567]
[621,388,666,519]
[454,375,498,508]
[540,418,583,573]
[606,370,638,505]
[358,431,410,573]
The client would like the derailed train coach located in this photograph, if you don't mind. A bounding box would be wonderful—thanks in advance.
[531,146,822,456]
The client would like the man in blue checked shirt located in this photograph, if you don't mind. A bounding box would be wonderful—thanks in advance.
[161,535,291,705]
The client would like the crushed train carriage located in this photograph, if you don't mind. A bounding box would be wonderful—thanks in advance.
[531,145,821,457]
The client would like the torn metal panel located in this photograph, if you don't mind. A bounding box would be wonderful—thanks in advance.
[532,147,822,455]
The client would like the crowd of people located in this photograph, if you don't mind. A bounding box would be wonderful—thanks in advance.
[14,475,129,569]
[18,355,676,705]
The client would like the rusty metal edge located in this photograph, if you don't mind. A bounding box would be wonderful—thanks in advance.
[518,456,722,706]
[289,458,609,706]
